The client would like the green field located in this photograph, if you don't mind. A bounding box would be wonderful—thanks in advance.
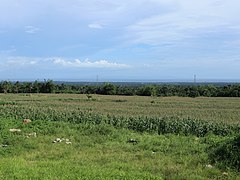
[0,94,240,179]
[1,94,240,123]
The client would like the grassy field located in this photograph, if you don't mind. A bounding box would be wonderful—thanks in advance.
[1,93,240,124]
[0,93,240,179]
[0,119,238,179]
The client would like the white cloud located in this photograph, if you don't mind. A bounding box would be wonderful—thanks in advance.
[88,23,104,29]
[126,0,240,45]
[0,56,39,71]
[52,58,130,68]
[0,56,130,69]
[6,58,38,66]
[25,25,40,34]
[0,0,174,29]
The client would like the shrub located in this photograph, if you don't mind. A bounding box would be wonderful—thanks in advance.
[209,135,240,170]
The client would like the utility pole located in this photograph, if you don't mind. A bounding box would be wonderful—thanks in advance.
[194,74,196,83]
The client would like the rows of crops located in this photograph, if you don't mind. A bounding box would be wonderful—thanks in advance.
[1,94,240,124]
[1,94,240,137]
[1,93,240,175]
[0,105,239,137]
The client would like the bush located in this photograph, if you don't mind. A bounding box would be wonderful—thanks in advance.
[209,135,240,170]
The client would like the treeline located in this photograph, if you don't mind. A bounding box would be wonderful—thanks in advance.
[1,80,240,97]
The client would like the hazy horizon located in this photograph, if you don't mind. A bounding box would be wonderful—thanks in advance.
[1,78,240,83]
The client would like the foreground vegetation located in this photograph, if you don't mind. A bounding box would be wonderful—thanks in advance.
[0,119,238,179]
[0,93,240,178]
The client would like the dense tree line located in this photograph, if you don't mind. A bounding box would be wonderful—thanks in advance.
[0,80,240,97]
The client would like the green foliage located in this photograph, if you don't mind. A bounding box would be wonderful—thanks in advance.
[209,135,240,170]
[137,85,157,96]
[1,119,239,179]
[100,83,117,95]
[1,80,240,97]
[188,90,200,98]
[1,93,240,178]
[0,104,239,137]
[0,101,16,106]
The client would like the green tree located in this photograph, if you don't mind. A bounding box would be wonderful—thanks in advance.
[101,83,116,95]
[137,85,157,96]
[13,81,20,93]
[2,81,11,93]
[44,80,55,93]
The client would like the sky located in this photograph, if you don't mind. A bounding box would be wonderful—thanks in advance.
[0,0,240,82]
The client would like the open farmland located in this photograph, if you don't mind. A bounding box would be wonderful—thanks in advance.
[1,94,240,124]
[0,93,240,179]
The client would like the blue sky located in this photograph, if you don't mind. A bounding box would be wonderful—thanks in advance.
[0,0,240,81]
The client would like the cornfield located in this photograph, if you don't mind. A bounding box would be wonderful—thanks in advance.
[0,104,239,137]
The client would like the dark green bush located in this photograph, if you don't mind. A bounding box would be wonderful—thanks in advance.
[209,135,240,170]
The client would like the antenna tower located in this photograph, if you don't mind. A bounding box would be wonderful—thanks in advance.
[194,74,196,83]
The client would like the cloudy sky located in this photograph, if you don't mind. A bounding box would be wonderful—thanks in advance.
[0,0,240,81]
